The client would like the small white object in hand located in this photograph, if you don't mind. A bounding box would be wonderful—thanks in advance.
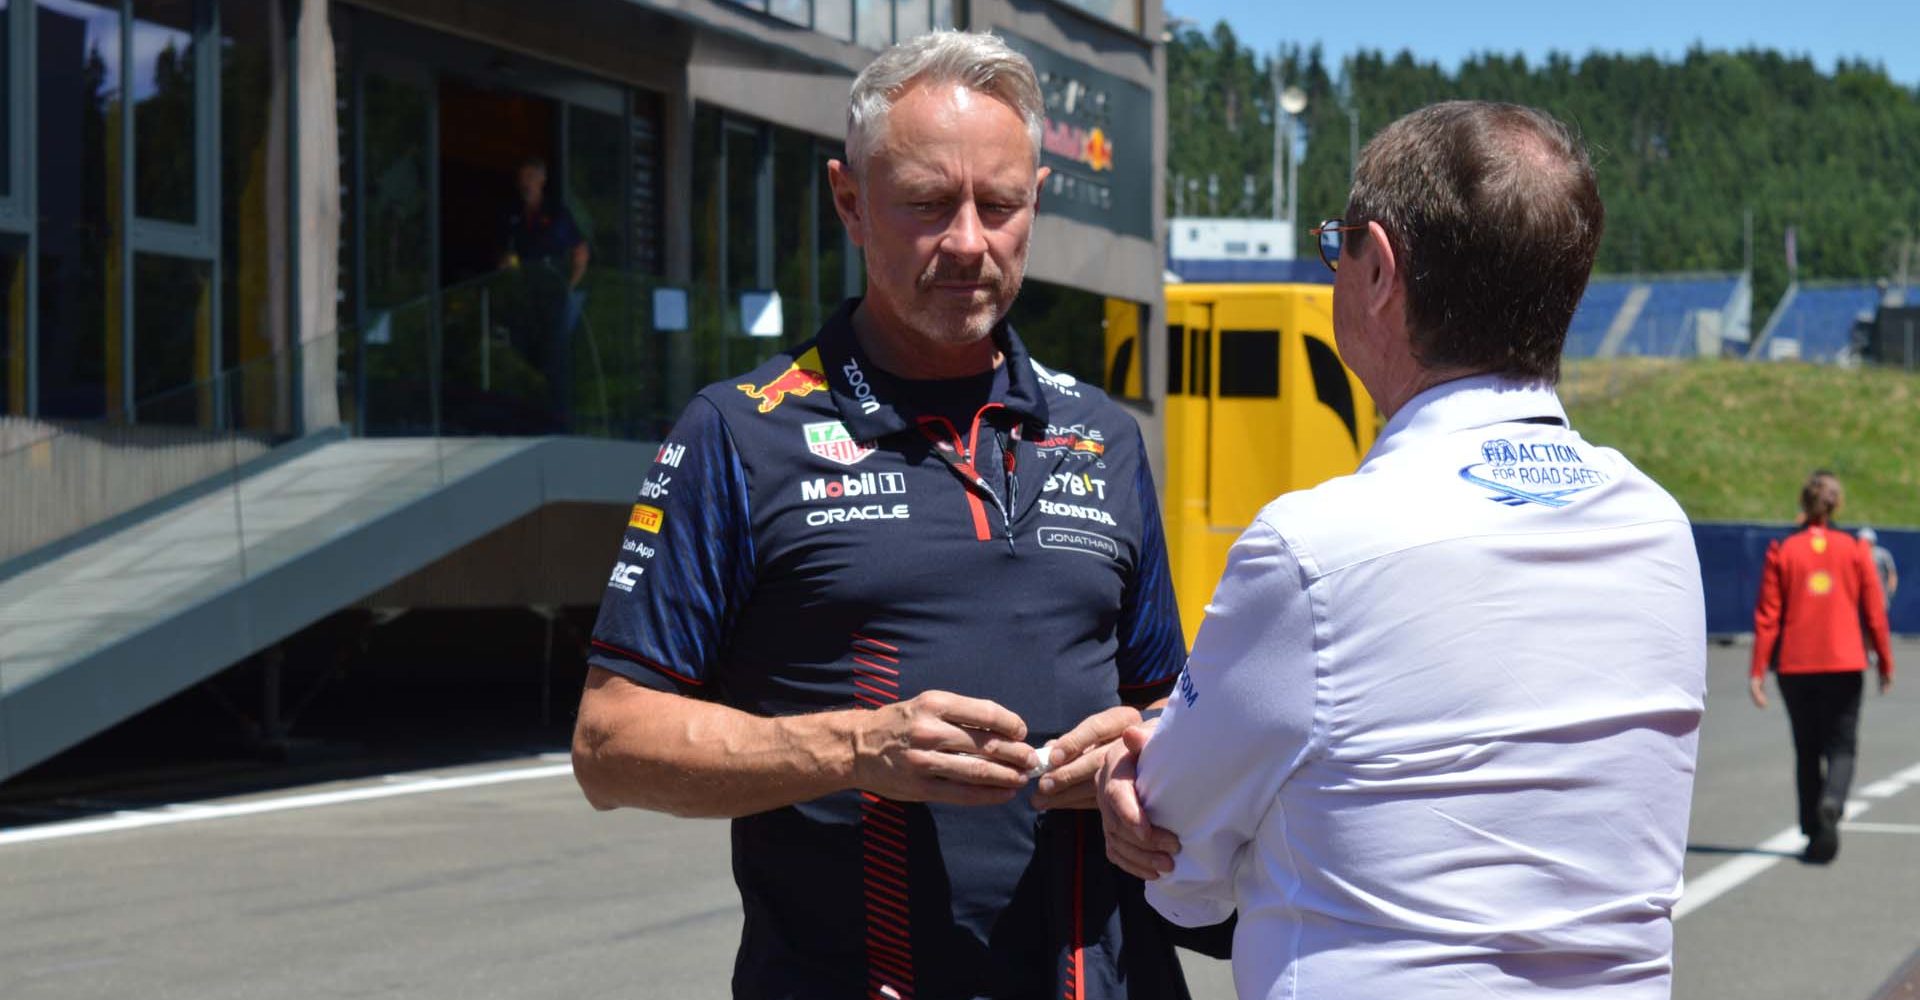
[1026,744,1054,781]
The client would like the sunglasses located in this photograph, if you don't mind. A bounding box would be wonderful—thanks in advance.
[1310,219,1368,272]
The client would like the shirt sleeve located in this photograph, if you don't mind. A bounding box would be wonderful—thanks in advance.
[1751,539,1785,679]
[1138,519,1319,927]
[1115,427,1187,703]
[588,395,755,696]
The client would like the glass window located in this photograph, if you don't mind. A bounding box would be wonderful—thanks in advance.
[359,70,433,434]
[566,105,625,274]
[1008,280,1106,391]
[817,141,851,321]
[362,73,431,311]
[723,124,762,297]
[855,0,890,49]
[1,1,11,200]
[37,0,122,419]
[894,0,928,39]
[566,103,636,437]
[132,252,211,424]
[629,91,665,277]
[814,0,852,42]
[691,105,720,298]
[932,0,955,29]
[1217,329,1279,397]
[770,0,809,26]
[219,0,284,433]
[131,0,198,224]
[1,248,21,414]
[1165,324,1185,396]
[773,128,815,340]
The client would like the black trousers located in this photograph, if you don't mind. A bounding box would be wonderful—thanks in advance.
[1778,671,1865,835]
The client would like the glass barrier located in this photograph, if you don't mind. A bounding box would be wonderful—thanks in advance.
[2,265,814,566]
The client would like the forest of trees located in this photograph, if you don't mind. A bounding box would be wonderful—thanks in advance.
[1164,20,1920,311]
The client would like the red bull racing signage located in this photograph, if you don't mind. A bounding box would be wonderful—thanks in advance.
[1003,33,1153,241]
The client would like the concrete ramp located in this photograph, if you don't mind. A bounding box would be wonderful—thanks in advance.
[0,436,651,782]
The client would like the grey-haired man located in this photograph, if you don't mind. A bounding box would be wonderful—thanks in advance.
[572,31,1195,999]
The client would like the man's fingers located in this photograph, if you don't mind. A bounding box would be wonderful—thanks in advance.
[920,691,1029,742]
[1031,782,1098,812]
[1120,724,1155,754]
[1048,706,1140,765]
[913,722,1036,772]
[914,778,1023,807]
[1037,744,1106,796]
[1104,833,1176,879]
[903,748,1030,788]
[1102,768,1150,834]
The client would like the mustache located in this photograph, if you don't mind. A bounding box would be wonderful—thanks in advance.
[917,258,1005,290]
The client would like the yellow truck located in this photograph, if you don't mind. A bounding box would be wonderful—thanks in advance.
[1157,283,1381,646]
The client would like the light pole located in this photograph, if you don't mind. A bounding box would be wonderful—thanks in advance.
[1279,86,1308,233]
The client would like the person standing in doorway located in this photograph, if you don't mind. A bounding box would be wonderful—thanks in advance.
[1751,470,1896,863]
[500,156,589,431]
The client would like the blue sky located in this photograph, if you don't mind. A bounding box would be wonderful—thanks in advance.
[1165,0,1920,88]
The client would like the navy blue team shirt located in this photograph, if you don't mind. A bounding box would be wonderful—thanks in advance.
[590,300,1188,1000]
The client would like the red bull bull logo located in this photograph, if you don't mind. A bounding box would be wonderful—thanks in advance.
[739,348,828,414]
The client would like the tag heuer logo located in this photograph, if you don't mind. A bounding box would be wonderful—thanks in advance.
[804,421,876,467]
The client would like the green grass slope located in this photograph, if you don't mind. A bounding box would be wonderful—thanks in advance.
[1563,359,1920,528]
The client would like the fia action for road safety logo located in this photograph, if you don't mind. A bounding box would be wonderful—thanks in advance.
[1459,438,1608,508]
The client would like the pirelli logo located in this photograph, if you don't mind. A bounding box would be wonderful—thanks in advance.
[629,504,665,534]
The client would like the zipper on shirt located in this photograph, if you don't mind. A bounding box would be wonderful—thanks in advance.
[915,408,1017,553]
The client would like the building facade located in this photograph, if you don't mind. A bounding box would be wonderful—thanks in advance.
[2,0,1169,467]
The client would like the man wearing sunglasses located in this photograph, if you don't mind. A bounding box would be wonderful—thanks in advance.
[1095,101,1707,998]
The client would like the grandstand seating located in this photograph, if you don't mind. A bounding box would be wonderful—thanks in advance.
[1757,283,1920,363]
[1567,279,1635,358]
[1566,275,1745,359]
[1616,277,1745,357]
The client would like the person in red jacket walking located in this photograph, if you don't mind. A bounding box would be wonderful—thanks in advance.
[1751,469,1896,863]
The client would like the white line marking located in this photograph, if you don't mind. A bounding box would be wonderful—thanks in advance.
[1675,799,1869,920]
[1839,822,1920,835]
[1860,779,1906,799]
[1674,827,1806,920]
[0,762,574,848]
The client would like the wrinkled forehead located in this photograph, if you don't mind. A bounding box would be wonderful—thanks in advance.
[870,85,1036,181]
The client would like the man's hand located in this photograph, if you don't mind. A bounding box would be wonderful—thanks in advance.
[1094,725,1181,880]
[851,690,1037,806]
[1749,675,1769,709]
[1031,705,1143,811]
[1881,673,1895,696]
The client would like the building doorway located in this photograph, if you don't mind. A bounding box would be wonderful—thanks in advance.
[438,79,557,288]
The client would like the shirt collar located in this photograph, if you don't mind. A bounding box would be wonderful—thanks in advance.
[1364,373,1568,464]
[814,299,1051,439]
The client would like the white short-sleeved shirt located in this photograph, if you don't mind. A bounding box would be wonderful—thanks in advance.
[1138,375,1706,1000]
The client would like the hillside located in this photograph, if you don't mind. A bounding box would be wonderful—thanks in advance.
[1563,359,1920,527]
